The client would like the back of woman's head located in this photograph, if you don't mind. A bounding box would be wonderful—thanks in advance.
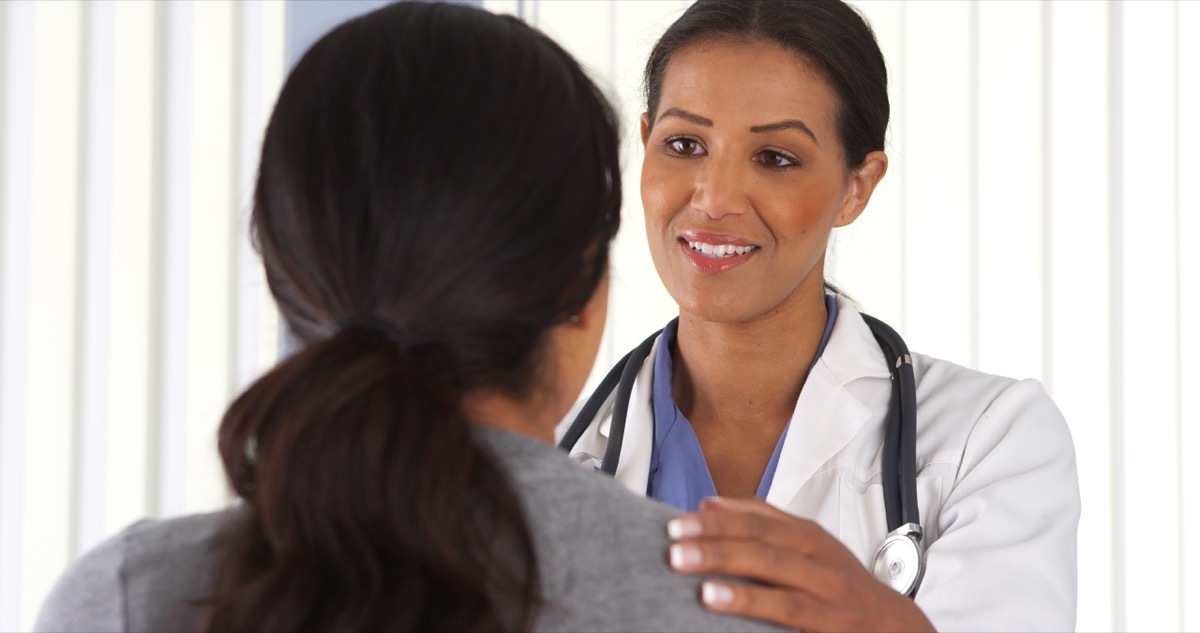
[645,0,888,169]
[205,3,621,631]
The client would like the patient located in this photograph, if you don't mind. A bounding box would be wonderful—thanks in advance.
[34,3,780,632]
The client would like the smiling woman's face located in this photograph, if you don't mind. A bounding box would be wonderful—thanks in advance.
[641,37,874,325]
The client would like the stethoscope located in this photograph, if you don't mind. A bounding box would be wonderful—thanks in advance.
[558,313,926,598]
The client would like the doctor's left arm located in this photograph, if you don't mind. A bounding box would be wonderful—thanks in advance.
[910,379,1081,632]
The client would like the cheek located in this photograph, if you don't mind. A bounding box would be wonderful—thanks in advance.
[639,159,672,225]
[765,184,845,234]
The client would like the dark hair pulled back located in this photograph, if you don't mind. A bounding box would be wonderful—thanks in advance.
[645,0,889,169]
[204,3,621,631]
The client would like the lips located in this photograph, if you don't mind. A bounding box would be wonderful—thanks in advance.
[678,231,759,275]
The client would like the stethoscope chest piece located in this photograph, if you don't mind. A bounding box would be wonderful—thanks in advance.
[872,522,925,598]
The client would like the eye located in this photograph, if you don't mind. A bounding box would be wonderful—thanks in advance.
[664,137,707,157]
[754,149,801,170]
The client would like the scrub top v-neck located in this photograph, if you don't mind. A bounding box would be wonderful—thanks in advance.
[646,295,839,511]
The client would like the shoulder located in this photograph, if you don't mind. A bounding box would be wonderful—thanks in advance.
[477,425,678,538]
[910,353,1073,465]
[475,427,783,632]
[35,507,244,633]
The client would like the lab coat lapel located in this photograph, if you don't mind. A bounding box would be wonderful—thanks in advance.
[610,339,658,496]
[765,299,891,509]
[556,335,661,498]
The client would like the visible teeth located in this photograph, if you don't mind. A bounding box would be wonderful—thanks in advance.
[687,241,757,258]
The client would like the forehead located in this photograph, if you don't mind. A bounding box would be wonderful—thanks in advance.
[656,37,839,136]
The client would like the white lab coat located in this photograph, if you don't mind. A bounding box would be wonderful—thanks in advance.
[557,295,1080,633]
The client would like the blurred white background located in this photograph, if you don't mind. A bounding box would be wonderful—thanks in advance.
[0,1,1196,631]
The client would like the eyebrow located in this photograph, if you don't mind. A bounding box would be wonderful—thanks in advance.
[750,120,820,146]
[659,108,820,146]
[659,108,713,127]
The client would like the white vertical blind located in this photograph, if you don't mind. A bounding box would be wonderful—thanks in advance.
[1180,7,1200,631]
[1047,4,1115,626]
[0,2,36,628]
[24,3,83,626]
[1,1,1197,631]
[1121,3,1182,629]
[976,1,1045,381]
[0,1,285,630]
[103,0,156,547]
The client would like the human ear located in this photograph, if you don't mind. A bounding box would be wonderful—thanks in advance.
[639,113,651,147]
[834,150,888,227]
[563,269,609,331]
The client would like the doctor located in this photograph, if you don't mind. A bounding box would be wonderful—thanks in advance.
[557,0,1081,631]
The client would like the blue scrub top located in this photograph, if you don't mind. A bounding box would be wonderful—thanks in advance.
[646,295,839,511]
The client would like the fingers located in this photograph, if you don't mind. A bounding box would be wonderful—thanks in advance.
[669,533,840,591]
[667,496,873,603]
[698,579,842,632]
[699,580,935,633]
[668,497,846,562]
[667,497,938,633]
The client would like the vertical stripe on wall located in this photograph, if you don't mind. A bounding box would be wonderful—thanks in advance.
[73,0,114,563]
[0,3,35,629]
[149,0,191,521]
[103,0,155,552]
[24,3,83,623]
[1122,2,1181,629]
[975,1,1044,382]
[1180,6,1200,630]
[1049,3,1114,630]
[1176,3,1195,628]
[0,2,286,629]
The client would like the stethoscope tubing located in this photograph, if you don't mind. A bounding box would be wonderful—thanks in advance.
[861,314,920,530]
[559,329,661,459]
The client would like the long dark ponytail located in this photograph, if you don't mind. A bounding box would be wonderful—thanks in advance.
[202,4,621,631]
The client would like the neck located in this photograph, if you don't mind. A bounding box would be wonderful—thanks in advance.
[672,289,830,430]
[463,391,557,444]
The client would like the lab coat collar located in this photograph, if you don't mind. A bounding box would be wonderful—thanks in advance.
[764,296,892,508]
[561,297,892,502]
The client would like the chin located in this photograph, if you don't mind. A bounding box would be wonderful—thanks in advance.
[673,291,764,325]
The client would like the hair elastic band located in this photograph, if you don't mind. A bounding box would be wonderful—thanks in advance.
[336,316,413,350]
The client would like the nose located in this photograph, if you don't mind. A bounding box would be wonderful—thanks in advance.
[690,155,751,219]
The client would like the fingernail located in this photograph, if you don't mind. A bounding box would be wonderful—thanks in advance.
[667,516,702,540]
[702,581,734,606]
[669,543,702,569]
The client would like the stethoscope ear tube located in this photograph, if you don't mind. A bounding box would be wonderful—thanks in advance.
[862,314,912,531]
[880,360,904,532]
[897,356,920,527]
[599,331,661,475]
[558,330,661,474]
[558,348,632,453]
